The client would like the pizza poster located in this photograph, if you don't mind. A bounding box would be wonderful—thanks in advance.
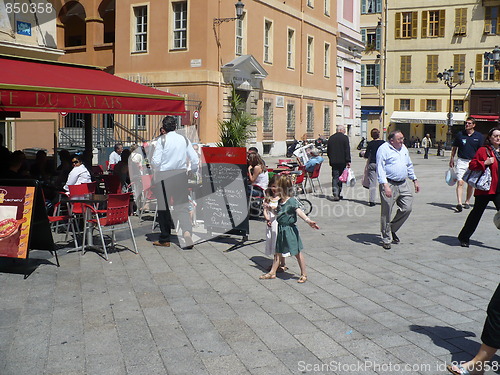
[0,186,35,259]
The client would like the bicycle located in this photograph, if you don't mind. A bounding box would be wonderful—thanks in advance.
[290,170,313,215]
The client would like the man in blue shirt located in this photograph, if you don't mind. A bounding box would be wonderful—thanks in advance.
[304,148,324,173]
[376,130,420,249]
[449,117,484,212]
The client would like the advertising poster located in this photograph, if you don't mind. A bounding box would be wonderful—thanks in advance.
[0,186,35,259]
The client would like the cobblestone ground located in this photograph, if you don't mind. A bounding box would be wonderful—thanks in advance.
[0,150,499,375]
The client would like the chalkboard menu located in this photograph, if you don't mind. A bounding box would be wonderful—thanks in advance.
[0,180,55,261]
[200,147,249,239]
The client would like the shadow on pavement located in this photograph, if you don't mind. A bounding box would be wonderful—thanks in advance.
[249,255,295,280]
[347,232,380,245]
[433,235,499,251]
[0,255,56,279]
[410,325,500,373]
[427,202,461,212]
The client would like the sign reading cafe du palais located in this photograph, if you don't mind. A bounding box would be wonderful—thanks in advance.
[0,89,124,112]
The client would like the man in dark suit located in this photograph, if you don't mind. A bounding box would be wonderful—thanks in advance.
[327,125,351,201]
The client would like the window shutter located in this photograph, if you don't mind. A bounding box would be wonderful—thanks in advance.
[495,68,500,81]
[436,100,442,112]
[412,12,418,38]
[400,57,404,82]
[420,99,425,112]
[454,9,460,34]
[461,8,467,35]
[361,65,365,86]
[497,11,500,35]
[475,54,482,82]
[376,0,382,13]
[408,56,412,82]
[410,99,415,111]
[375,64,380,86]
[439,9,446,37]
[361,29,366,44]
[395,13,401,38]
[394,98,399,111]
[484,7,492,34]
[426,55,432,81]
[361,0,366,14]
[453,54,459,72]
[422,11,428,38]
[376,27,381,50]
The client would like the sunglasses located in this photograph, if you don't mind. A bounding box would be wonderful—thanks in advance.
[72,160,80,164]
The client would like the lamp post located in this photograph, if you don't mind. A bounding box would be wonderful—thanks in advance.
[437,67,474,149]
[484,45,500,71]
[213,0,245,25]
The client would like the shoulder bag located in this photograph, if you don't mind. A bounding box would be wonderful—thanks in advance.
[463,148,492,191]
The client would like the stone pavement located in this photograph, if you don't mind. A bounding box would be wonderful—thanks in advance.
[0,150,499,375]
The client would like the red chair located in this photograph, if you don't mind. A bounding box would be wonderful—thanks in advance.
[294,166,308,197]
[306,163,324,194]
[67,183,98,232]
[138,175,158,226]
[48,201,79,248]
[81,193,138,260]
[102,174,122,194]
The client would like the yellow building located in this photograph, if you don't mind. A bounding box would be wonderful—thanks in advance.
[384,0,500,146]
[52,0,341,156]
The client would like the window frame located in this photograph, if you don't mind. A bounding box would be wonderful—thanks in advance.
[287,28,295,69]
[400,99,411,111]
[172,1,188,50]
[235,15,244,56]
[307,36,314,73]
[263,99,273,132]
[323,106,331,134]
[135,114,146,131]
[324,42,330,78]
[132,5,148,53]
[306,104,314,133]
[286,103,296,133]
[263,19,273,64]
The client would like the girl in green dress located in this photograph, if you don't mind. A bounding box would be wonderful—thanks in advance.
[260,174,319,283]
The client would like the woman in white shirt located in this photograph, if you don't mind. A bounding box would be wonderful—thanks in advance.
[63,154,92,191]
[248,153,269,195]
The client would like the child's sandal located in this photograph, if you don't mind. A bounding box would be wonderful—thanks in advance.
[259,273,276,280]
[297,275,308,283]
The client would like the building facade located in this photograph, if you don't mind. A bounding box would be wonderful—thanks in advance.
[384,0,500,144]
[336,0,363,143]
[0,0,62,153]
[53,0,340,156]
[360,0,385,140]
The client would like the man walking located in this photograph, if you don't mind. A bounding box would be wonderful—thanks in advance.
[377,130,420,249]
[327,125,351,201]
[422,134,432,159]
[150,116,199,249]
[449,117,484,212]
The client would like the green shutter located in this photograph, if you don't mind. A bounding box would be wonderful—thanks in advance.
[361,0,366,14]
[375,64,380,86]
[375,0,382,13]
[361,29,366,44]
[422,11,428,38]
[361,65,365,86]
[439,9,446,37]
[395,13,401,39]
[475,54,482,81]
[376,27,381,50]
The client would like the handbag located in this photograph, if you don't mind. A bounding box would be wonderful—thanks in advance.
[339,168,349,183]
[445,168,458,186]
[463,148,493,191]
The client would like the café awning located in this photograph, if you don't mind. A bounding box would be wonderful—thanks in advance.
[390,111,467,124]
[0,55,185,115]
[470,114,499,121]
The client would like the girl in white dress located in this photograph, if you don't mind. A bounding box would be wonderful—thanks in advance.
[263,175,287,271]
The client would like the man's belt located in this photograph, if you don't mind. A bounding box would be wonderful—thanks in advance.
[387,178,406,185]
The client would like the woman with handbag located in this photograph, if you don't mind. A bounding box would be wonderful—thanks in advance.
[458,127,500,247]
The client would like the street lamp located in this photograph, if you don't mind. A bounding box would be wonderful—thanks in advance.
[213,1,245,26]
[484,45,500,71]
[437,67,474,149]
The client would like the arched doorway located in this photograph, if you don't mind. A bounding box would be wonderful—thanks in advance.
[59,1,86,47]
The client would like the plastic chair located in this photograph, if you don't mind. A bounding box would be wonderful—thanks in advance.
[294,166,308,197]
[138,174,158,223]
[306,163,324,194]
[81,193,138,260]
[102,174,122,194]
[48,201,79,248]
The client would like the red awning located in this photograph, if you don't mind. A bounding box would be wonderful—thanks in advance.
[0,55,185,115]
[470,115,500,121]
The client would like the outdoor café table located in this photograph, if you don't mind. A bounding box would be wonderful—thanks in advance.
[61,193,108,253]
